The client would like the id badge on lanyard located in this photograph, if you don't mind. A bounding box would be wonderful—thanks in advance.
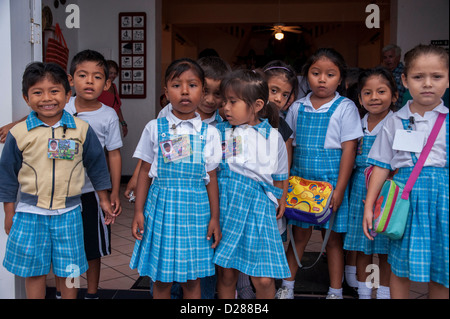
[392,130,425,153]
[222,135,243,160]
[159,134,192,163]
[48,138,79,160]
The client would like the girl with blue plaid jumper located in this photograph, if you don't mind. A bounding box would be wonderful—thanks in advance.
[343,67,397,299]
[129,59,222,299]
[364,45,449,299]
[213,69,291,299]
[277,48,363,299]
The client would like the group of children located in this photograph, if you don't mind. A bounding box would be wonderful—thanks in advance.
[0,43,448,300]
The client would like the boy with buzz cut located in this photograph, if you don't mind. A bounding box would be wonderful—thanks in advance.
[0,62,113,299]
[61,49,123,299]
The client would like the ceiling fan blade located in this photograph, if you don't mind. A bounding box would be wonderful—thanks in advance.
[283,26,302,31]
[285,29,303,34]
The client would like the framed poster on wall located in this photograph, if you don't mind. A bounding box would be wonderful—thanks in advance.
[119,12,146,99]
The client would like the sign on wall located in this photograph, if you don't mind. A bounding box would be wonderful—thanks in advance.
[119,12,146,99]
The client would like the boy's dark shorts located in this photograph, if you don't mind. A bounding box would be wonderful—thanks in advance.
[81,191,111,261]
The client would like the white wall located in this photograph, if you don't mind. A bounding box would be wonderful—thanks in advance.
[392,0,449,57]
[0,0,14,299]
[1,0,43,299]
[42,0,161,176]
[76,0,161,176]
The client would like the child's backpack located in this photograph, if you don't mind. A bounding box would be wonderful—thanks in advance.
[284,176,334,225]
[285,176,335,269]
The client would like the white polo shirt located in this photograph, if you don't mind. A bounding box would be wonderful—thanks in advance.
[368,101,448,170]
[223,121,289,206]
[286,92,363,148]
[361,111,393,136]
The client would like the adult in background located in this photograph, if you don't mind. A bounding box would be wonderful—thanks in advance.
[98,60,128,137]
[381,44,405,110]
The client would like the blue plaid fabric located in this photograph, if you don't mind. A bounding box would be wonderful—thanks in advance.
[388,115,449,288]
[215,111,223,124]
[212,122,291,279]
[252,118,272,139]
[288,96,350,233]
[26,110,76,131]
[3,206,88,278]
[129,117,215,283]
[344,135,389,254]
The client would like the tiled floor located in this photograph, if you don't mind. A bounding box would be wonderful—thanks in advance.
[46,183,429,299]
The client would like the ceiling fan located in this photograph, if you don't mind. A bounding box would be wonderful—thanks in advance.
[258,0,307,40]
[253,23,307,40]
[270,24,304,40]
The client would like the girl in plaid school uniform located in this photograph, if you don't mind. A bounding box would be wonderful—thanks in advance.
[213,69,291,299]
[277,48,363,299]
[364,45,449,299]
[129,58,222,299]
[343,67,397,299]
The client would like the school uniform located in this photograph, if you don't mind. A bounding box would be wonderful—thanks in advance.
[212,119,291,279]
[129,111,222,283]
[344,112,392,254]
[285,92,363,232]
[158,105,222,298]
[0,111,111,278]
[368,101,449,288]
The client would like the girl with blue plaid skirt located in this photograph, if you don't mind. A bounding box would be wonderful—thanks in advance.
[129,58,222,299]
[343,67,397,299]
[232,61,299,299]
[277,48,363,299]
[364,45,449,299]
[213,69,291,299]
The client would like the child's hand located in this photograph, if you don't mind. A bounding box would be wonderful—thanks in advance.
[99,199,116,225]
[3,203,15,235]
[97,190,115,225]
[363,207,375,241]
[104,212,116,225]
[4,216,13,235]
[122,125,128,137]
[124,178,137,200]
[123,179,136,200]
[110,192,122,217]
[207,218,222,249]
[0,122,16,144]
[132,212,145,240]
[329,188,344,213]
[276,199,286,219]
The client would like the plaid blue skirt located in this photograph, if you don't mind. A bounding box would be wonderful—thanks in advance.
[288,97,349,233]
[344,167,389,254]
[129,178,215,283]
[388,166,449,288]
[213,168,291,279]
[3,207,88,278]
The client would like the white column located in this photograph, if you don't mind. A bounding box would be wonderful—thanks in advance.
[0,0,42,299]
[0,0,21,299]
